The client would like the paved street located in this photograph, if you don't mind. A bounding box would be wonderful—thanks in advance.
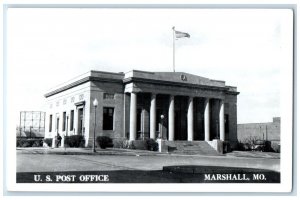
[17,148,280,173]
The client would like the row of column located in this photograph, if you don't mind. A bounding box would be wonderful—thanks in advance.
[129,93,225,141]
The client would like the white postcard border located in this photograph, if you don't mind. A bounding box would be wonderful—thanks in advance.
[3,1,295,193]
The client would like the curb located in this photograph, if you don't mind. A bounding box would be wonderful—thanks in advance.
[17,148,224,157]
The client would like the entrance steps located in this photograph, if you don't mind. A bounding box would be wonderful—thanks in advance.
[165,141,221,156]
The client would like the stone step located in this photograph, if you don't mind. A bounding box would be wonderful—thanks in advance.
[166,141,220,156]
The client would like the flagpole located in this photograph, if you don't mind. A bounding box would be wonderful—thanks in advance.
[172,26,175,72]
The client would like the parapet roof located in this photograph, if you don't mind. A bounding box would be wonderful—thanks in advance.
[124,70,226,88]
[45,69,238,97]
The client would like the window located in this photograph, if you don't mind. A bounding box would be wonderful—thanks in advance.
[49,115,52,132]
[70,110,74,131]
[103,107,114,130]
[79,94,84,100]
[62,112,66,131]
[103,93,114,99]
[56,118,59,132]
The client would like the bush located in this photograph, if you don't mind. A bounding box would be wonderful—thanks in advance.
[112,138,158,151]
[131,140,148,150]
[32,140,43,147]
[235,141,244,151]
[21,141,32,147]
[43,138,53,147]
[223,141,232,153]
[113,138,128,148]
[235,141,252,151]
[96,136,113,149]
[64,135,85,147]
[271,142,280,153]
[16,138,43,147]
[146,139,158,151]
[264,141,273,152]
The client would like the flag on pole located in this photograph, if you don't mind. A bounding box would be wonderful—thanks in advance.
[172,26,190,72]
[175,30,190,38]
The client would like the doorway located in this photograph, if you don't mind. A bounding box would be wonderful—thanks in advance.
[77,108,84,135]
[174,96,188,140]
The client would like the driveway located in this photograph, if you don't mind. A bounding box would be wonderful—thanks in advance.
[17,149,280,173]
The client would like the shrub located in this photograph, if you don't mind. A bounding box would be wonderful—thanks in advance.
[64,135,85,147]
[271,142,280,153]
[131,140,148,150]
[16,139,23,147]
[113,138,128,148]
[146,139,158,151]
[32,140,43,147]
[264,141,273,152]
[96,136,113,149]
[21,141,32,147]
[113,138,158,151]
[243,143,252,151]
[236,141,244,151]
[223,141,232,153]
[16,138,44,147]
[123,140,132,149]
[43,138,53,147]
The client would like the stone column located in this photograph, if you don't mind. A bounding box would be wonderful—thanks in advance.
[168,95,175,141]
[187,97,194,141]
[129,93,137,140]
[204,98,210,141]
[150,93,156,139]
[219,99,225,141]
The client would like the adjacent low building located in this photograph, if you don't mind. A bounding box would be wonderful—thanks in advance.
[237,117,281,142]
[44,70,239,147]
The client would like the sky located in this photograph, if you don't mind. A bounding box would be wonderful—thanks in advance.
[6,8,293,124]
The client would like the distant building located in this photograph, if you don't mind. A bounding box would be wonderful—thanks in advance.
[44,70,239,147]
[237,117,280,142]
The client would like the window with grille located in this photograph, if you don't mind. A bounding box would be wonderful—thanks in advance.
[103,93,115,99]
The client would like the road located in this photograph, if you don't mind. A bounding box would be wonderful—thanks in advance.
[17,151,280,173]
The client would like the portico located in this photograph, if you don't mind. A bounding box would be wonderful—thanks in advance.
[126,93,226,141]
[123,70,238,142]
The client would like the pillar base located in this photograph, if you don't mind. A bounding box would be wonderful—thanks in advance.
[207,139,224,154]
[157,139,168,153]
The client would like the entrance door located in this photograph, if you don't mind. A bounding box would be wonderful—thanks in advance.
[77,108,83,135]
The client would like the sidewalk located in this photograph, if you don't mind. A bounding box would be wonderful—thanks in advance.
[17,147,169,156]
[226,151,281,159]
[16,147,280,159]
